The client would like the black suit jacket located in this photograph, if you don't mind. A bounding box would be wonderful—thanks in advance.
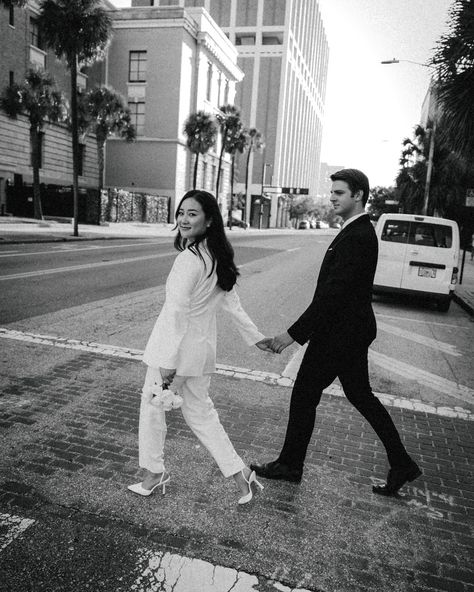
[287,214,378,350]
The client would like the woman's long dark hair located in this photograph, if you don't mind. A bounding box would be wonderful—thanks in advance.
[174,190,239,291]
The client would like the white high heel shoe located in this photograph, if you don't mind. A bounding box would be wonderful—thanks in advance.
[128,472,170,496]
[238,469,264,505]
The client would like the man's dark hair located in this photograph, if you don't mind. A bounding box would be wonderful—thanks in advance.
[330,168,370,205]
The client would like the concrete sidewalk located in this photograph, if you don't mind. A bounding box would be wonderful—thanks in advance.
[0,331,473,592]
[1,215,473,316]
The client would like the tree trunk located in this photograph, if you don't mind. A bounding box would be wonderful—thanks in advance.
[243,146,252,223]
[70,56,80,236]
[30,128,43,220]
[97,136,105,224]
[215,126,226,200]
[193,152,199,189]
[228,154,235,230]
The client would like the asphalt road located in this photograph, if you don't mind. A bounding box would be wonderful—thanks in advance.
[1,231,473,412]
[0,236,284,323]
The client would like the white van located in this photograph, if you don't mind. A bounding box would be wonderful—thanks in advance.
[373,213,460,312]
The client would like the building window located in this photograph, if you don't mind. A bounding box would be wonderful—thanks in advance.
[129,51,147,83]
[211,164,216,190]
[128,101,145,136]
[30,18,43,49]
[78,144,86,176]
[224,80,229,105]
[235,34,256,46]
[206,62,212,102]
[30,132,44,169]
[9,5,14,26]
[9,71,14,86]
[262,32,283,45]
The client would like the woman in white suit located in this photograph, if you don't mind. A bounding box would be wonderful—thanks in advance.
[128,190,272,504]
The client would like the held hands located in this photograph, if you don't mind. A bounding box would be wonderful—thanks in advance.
[256,338,275,352]
[255,332,295,354]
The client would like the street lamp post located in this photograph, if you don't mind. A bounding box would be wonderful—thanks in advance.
[381,58,435,215]
[259,162,272,229]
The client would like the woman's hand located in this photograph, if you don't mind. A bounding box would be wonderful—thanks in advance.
[160,367,177,386]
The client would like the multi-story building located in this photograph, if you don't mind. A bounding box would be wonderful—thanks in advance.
[0,0,111,219]
[105,4,243,218]
[129,0,329,227]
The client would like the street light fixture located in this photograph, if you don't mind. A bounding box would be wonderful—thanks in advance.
[381,58,435,215]
[380,58,430,68]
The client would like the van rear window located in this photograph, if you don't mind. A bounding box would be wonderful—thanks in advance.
[409,223,452,248]
[381,220,452,248]
[381,221,409,243]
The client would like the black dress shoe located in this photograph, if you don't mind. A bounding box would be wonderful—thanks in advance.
[250,460,302,483]
[373,461,422,496]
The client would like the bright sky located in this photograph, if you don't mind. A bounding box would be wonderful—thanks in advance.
[110,0,453,188]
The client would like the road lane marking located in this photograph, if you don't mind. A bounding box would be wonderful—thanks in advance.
[376,313,470,330]
[0,240,168,258]
[0,512,35,551]
[377,321,461,356]
[0,327,471,420]
[0,251,175,281]
[369,349,474,405]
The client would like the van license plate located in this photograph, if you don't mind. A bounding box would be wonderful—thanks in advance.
[418,267,437,278]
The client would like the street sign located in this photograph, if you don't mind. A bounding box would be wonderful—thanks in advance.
[262,186,309,195]
[466,188,474,207]
[281,187,309,195]
[262,186,282,193]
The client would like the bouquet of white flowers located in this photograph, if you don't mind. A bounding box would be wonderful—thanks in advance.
[142,382,183,411]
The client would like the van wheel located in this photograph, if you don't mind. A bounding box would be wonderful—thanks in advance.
[437,296,451,312]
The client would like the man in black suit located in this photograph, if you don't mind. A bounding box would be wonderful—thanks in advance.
[252,169,421,496]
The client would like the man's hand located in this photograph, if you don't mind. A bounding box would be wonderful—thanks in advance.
[256,338,275,352]
[160,367,176,386]
[271,332,295,354]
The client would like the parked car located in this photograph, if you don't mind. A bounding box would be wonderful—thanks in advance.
[298,220,310,229]
[373,213,460,311]
[227,217,249,229]
[309,220,317,229]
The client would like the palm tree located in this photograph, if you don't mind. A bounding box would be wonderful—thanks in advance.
[78,86,136,220]
[431,0,474,160]
[226,128,248,229]
[0,69,65,219]
[243,127,264,222]
[183,111,218,189]
[396,122,472,217]
[396,126,431,214]
[78,86,136,222]
[215,104,242,202]
[37,0,112,236]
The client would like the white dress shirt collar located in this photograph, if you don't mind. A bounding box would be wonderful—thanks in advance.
[341,212,368,230]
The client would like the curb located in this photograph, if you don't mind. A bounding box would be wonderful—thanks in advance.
[453,291,474,316]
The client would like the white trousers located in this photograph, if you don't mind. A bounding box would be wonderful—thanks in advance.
[138,367,245,478]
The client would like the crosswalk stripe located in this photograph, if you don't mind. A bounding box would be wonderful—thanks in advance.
[0,512,35,551]
[0,327,472,421]
[0,251,174,281]
[377,321,461,356]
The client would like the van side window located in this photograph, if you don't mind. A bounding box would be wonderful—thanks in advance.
[381,221,409,243]
[408,223,452,248]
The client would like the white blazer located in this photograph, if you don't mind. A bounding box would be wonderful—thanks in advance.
[142,245,265,376]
